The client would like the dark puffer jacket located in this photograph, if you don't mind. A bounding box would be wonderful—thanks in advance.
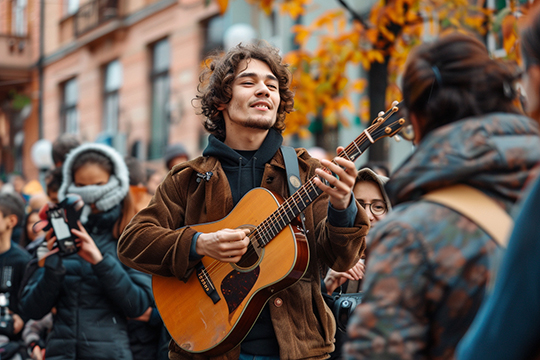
[19,205,153,360]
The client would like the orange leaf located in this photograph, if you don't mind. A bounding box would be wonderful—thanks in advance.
[352,79,367,93]
[216,0,228,15]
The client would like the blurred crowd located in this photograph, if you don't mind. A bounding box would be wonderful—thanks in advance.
[0,134,191,360]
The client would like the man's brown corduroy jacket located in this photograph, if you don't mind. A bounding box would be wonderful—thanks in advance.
[118,147,369,360]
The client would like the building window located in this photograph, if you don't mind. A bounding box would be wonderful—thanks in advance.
[12,0,26,36]
[201,15,224,58]
[61,78,79,134]
[65,0,78,15]
[149,38,170,160]
[103,60,122,134]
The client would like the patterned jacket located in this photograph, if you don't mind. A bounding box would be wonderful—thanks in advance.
[345,113,540,360]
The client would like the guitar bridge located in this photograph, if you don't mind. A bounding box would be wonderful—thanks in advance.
[196,262,221,304]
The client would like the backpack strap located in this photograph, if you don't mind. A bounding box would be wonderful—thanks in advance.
[423,184,513,248]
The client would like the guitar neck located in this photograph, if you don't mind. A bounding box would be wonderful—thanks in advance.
[250,128,376,249]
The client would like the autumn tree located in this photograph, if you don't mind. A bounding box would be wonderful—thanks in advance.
[216,0,531,162]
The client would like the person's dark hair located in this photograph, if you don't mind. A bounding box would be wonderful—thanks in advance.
[521,5,540,70]
[402,32,521,139]
[124,156,146,186]
[52,134,81,166]
[195,41,295,141]
[71,150,114,181]
[46,167,63,194]
[0,192,25,225]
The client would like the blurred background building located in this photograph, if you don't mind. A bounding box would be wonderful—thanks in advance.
[0,0,513,181]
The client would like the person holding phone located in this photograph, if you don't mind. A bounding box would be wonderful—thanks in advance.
[19,143,153,360]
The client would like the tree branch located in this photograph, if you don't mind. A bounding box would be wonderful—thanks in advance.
[336,0,369,28]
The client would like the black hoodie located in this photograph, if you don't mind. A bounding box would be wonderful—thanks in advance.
[202,129,283,355]
[202,129,283,206]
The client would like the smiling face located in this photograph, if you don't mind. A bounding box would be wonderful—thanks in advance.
[219,59,280,142]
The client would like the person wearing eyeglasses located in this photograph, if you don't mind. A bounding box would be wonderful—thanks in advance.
[322,167,391,359]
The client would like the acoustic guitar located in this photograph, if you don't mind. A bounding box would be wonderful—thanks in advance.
[152,101,406,356]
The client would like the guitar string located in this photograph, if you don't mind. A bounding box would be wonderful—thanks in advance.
[202,108,400,277]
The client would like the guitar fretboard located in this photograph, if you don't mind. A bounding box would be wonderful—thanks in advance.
[249,107,399,248]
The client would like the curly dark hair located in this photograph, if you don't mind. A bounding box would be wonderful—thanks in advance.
[194,41,295,141]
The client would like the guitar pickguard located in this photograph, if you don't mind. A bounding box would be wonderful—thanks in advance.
[221,266,260,315]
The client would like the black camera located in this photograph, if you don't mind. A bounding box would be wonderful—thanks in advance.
[331,292,363,332]
[46,194,84,255]
[0,265,14,338]
[0,293,13,337]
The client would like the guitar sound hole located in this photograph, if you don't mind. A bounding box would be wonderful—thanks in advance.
[235,241,262,270]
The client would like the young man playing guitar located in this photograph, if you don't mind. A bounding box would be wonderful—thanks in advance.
[118,41,369,360]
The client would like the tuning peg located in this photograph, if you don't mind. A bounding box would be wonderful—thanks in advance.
[378,111,385,117]
[392,100,399,107]
[393,134,401,142]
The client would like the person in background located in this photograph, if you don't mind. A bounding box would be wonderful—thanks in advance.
[118,41,369,359]
[27,194,48,214]
[18,210,44,256]
[164,143,190,171]
[0,192,31,360]
[456,5,540,359]
[323,167,391,360]
[51,134,80,169]
[44,168,63,205]
[145,169,165,196]
[124,156,153,214]
[19,143,153,360]
[345,32,540,360]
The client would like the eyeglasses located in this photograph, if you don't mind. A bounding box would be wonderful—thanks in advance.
[357,199,388,216]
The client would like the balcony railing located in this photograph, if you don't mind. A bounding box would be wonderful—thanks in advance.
[0,34,33,70]
[74,0,119,37]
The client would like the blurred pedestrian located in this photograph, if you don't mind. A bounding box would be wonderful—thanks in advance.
[345,32,540,359]
[456,5,540,359]
[51,134,80,168]
[19,143,153,360]
[164,143,189,171]
[0,192,32,360]
[145,169,165,196]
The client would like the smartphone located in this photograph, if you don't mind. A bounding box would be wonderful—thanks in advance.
[47,207,78,255]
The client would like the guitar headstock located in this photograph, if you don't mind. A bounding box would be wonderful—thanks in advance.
[366,101,407,142]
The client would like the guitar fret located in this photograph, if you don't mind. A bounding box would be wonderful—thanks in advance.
[352,140,362,155]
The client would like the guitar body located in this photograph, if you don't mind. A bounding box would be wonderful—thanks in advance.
[152,187,310,356]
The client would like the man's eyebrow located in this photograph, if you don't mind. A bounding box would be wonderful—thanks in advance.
[236,72,278,82]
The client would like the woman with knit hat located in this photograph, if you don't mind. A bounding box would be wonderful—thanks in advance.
[19,143,153,360]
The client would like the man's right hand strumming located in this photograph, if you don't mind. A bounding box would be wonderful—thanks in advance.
[195,228,251,262]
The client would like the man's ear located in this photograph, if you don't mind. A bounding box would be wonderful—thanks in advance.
[5,214,18,229]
